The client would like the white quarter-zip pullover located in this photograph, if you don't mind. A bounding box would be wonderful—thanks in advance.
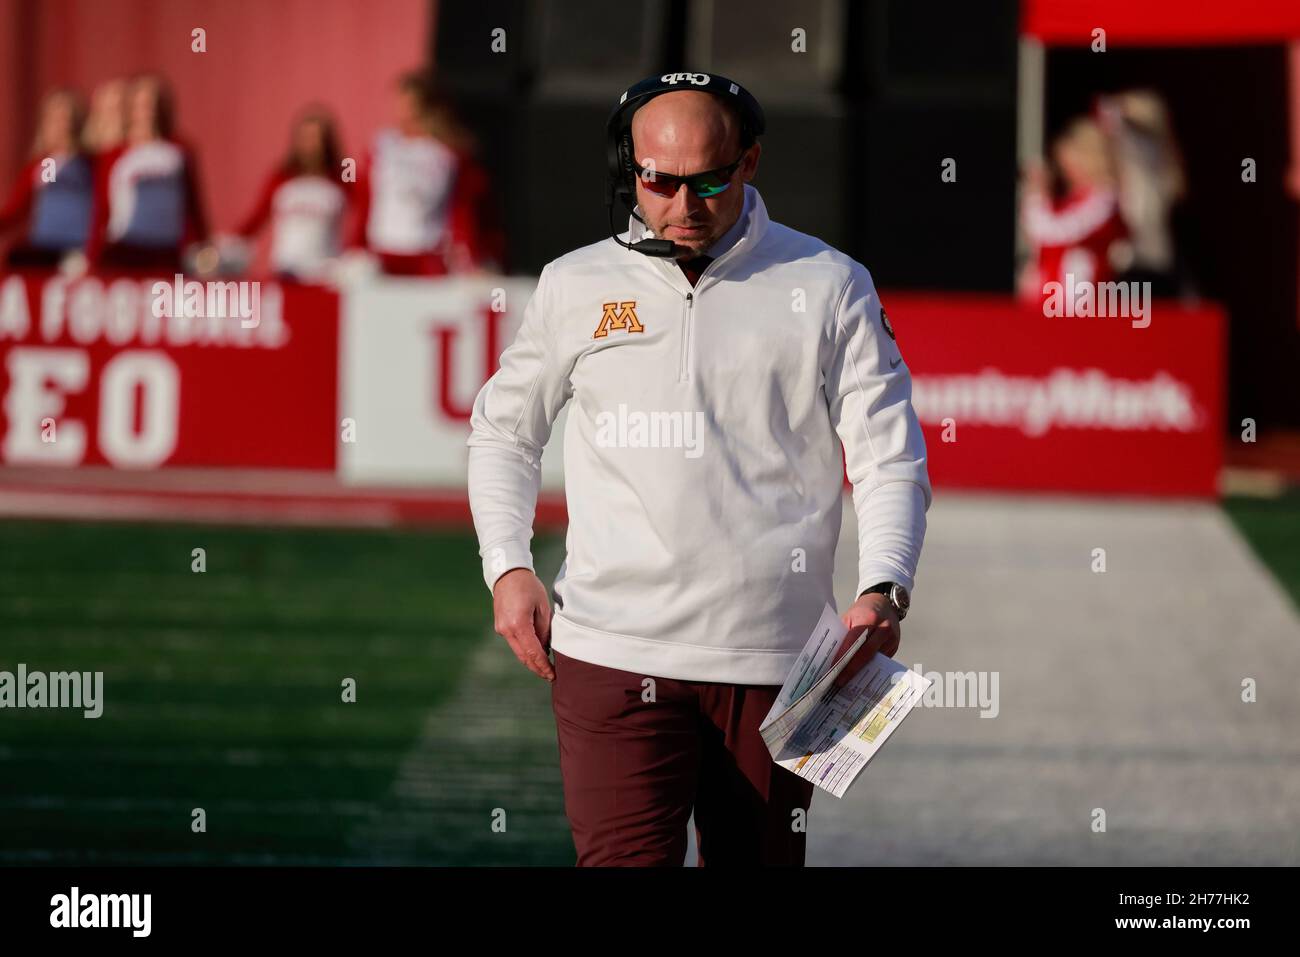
[466,184,931,684]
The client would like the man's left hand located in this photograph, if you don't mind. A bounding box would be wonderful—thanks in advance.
[828,592,901,694]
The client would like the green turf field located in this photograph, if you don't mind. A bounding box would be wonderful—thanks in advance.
[4,494,1294,867]
[1224,491,1300,612]
[0,520,571,865]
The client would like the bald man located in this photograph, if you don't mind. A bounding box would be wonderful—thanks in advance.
[466,73,931,866]
[625,88,757,264]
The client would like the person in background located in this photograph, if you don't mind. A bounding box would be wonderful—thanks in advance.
[87,73,209,272]
[83,78,128,155]
[1019,116,1128,301]
[0,88,94,268]
[233,106,350,281]
[350,70,503,276]
[1097,90,1188,298]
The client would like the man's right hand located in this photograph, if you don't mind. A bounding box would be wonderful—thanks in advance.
[491,568,555,681]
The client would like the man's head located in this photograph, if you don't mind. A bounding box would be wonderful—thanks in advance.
[629,90,761,259]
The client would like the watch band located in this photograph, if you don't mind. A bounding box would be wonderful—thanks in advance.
[860,581,909,620]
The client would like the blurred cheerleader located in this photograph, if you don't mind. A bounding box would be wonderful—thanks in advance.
[233,106,350,281]
[0,88,94,268]
[87,74,209,272]
[1019,116,1128,300]
[349,70,503,276]
[84,77,128,154]
[1097,90,1188,296]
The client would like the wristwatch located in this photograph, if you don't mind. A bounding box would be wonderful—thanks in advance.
[860,581,910,620]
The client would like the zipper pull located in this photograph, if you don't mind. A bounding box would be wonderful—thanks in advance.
[686,292,693,305]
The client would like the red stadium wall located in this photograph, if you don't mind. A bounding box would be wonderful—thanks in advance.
[0,0,431,242]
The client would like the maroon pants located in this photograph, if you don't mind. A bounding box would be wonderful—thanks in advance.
[550,649,815,866]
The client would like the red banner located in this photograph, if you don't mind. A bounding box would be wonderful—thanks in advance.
[890,293,1225,497]
[0,273,338,470]
[1022,0,1300,46]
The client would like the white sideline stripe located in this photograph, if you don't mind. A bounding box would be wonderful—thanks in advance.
[0,797,377,814]
[0,849,362,866]
[0,467,375,494]
[347,539,568,858]
[0,745,402,767]
[47,702,400,720]
[0,467,483,499]
[0,634,436,660]
[0,490,397,525]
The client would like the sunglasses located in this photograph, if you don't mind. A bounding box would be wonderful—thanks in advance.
[630,151,748,198]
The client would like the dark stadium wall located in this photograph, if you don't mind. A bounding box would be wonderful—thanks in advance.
[432,0,1019,290]
[0,0,432,239]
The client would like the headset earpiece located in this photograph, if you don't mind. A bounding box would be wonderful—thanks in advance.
[615,132,636,202]
[620,132,634,174]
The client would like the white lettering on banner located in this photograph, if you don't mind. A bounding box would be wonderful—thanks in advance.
[1,347,179,467]
[97,352,180,467]
[433,305,507,420]
[2,347,89,464]
[0,275,289,349]
[911,368,1201,437]
[0,275,31,339]
[104,279,140,346]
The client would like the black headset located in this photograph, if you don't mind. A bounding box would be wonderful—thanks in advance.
[604,71,766,257]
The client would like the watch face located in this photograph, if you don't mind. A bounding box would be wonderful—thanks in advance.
[890,583,911,616]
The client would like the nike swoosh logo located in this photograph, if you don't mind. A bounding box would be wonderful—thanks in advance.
[889,357,903,369]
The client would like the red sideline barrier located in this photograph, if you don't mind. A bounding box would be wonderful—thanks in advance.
[890,292,1225,497]
[0,273,1226,514]
[0,273,338,471]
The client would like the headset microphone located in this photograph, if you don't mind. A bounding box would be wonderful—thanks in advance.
[604,195,677,257]
[603,72,765,259]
